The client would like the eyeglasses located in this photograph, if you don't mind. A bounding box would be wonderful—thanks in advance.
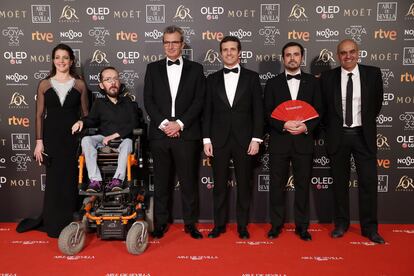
[102,77,119,83]
[163,40,182,47]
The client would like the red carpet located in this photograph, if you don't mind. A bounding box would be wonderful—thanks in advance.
[1,223,413,276]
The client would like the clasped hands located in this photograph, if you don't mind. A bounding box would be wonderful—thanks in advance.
[161,121,181,138]
[284,120,307,135]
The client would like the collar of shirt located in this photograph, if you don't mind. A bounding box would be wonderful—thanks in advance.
[166,56,183,67]
[285,69,301,79]
[341,64,359,78]
[223,64,241,75]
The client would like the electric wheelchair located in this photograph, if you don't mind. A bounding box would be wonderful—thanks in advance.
[58,86,153,255]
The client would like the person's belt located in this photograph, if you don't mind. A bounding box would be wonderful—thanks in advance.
[342,126,362,134]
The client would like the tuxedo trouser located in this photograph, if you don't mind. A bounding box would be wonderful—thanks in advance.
[81,135,132,181]
[329,128,378,233]
[211,135,253,227]
[150,138,200,226]
[269,150,312,229]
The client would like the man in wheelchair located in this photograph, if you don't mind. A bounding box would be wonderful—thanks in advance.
[71,66,139,193]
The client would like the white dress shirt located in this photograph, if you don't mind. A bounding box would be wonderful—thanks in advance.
[341,65,362,127]
[159,56,184,130]
[285,69,301,100]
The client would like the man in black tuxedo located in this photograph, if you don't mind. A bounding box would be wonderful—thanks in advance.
[144,26,205,239]
[320,39,385,244]
[264,42,321,241]
[203,36,263,239]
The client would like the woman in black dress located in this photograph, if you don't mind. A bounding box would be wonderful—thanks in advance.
[16,44,89,238]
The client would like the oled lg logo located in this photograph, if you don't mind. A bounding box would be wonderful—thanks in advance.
[200,6,224,20]
[311,176,332,190]
[117,51,140,64]
[240,51,253,64]
[4,51,27,65]
[201,176,214,189]
[315,5,340,19]
[397,135,414,149]
[86,7,110,21]
[382,92,395,106]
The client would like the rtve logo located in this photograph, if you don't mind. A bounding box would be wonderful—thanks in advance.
[31,31,53,42]
[8,116,29,127]
[116,31,138,42]
[377,159,390,168]
[374,28,397,40]
[202,30,223,41]
[287,30,309,41]
[400,72,414,82]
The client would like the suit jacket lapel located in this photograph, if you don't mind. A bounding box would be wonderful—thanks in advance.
[296,74,307,101]
[232,67,247,107]
[217,69,231,108]
[333,67,343,118]
[175,58,189,102]
[159,58,171,101]
[282,72,292,101]
[359,65,368,117]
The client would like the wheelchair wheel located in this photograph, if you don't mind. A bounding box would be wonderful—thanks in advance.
[58,222,86,255]
[126,221,148,255]
[145,196,154,233]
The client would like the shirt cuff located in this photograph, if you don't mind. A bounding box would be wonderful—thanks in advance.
[176,120,184,131]
[252,137,263,143]
[203,138,212,145]
[158,119,169,130]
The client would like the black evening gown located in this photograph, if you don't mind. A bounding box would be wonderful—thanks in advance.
[17,80,87,238]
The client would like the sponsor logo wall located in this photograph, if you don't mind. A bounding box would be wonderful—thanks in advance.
[0,0,412,223]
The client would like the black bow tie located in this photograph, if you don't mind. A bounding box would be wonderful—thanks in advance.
[223,67,239,74]
[167,59,180,66]
[286,74,301,80]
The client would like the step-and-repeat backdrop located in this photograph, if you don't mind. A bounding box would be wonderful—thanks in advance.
[1,0,413,223]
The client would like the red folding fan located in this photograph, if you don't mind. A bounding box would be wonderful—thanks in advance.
[271,100,319,122]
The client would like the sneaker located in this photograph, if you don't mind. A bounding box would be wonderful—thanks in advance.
[106,178,123,192]
[86,180,101,192]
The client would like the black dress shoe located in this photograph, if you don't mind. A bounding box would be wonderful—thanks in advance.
[208,226,226,238]
[238,226,250,239]
[331,226,347,238]
[295,228,312,241]
[184,224,203,239]
[362,231,385,244]
[152,224,168,239]
[267,226,282,239]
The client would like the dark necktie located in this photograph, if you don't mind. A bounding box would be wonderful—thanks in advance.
[167,59,180,66]
[286,74,301,80]
[345,72,353,127]
[223,67,239,74]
